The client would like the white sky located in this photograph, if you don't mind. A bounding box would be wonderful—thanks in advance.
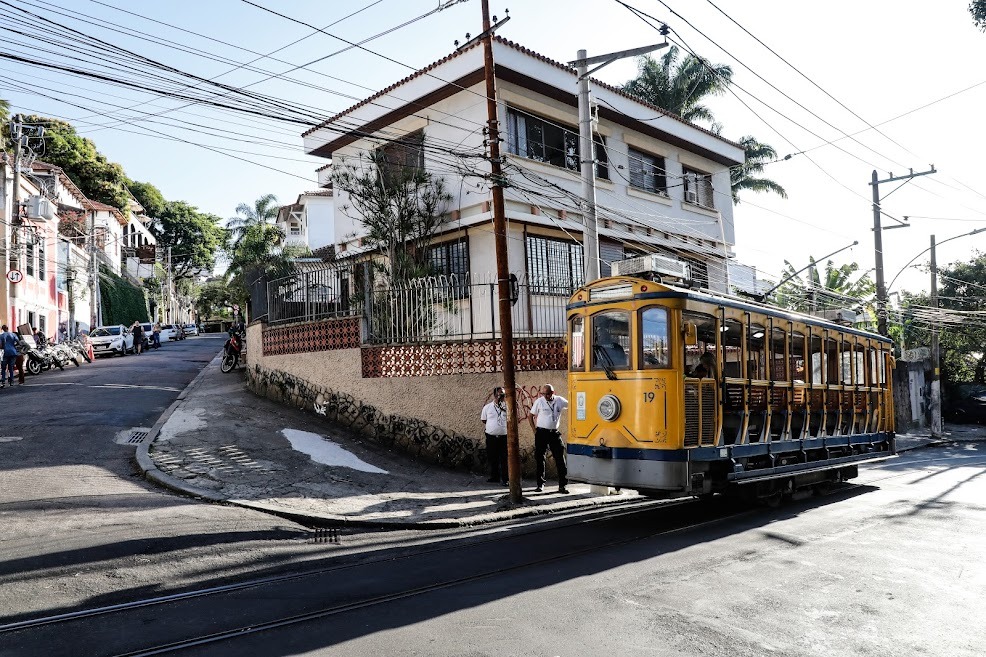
[1,0,984,297]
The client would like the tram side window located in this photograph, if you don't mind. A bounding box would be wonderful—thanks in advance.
[722,319,744,378]
[810,334,824,384]
[869,347,879,387]
[592,311,631,370]
[770,326,787,381]
[681,311,717,376]
[825,337,840,384]
[840,339,854,384]
[570,316,585,371]
[878,349,888,386]
[748,322,767,380]
[791,332,806,382]
[854,342,866,385]
[641,307,671,369]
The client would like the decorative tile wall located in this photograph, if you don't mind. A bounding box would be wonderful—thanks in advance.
[361,338,566,378]
[262,316,361,356]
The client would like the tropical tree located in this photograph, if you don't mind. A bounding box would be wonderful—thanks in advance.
[0,97,8,127]
[128,179,166,217]
[731,136,787,203]
[623,46,733,128]
[227,193,280,248]
[774,257,875,317]
[971,0,986,31]
[152,200,227,283]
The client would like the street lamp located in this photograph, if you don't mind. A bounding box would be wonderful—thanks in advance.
[570,36,668,281]
[886,226,986,295]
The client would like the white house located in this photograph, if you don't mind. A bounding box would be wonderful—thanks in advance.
[275,189,335,252]
[303,37,744,293]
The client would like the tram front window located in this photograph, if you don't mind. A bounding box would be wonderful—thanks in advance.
[591,311,630,371]
[641,307,670,368]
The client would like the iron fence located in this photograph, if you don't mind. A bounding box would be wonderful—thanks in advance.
[366,273,573,344]
[266,263,362,326]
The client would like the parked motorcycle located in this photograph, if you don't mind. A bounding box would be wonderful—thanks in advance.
[52,342,81,367]
[220,328,244,373]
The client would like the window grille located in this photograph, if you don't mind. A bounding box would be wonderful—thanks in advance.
[525,235,584,295]
[628,149,667,195]
[506,108,608,180]
[683,168,715,209]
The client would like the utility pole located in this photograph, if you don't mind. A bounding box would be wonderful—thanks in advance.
[9,116,23,321]
[479,0,522,503]
[570,38,667,281]
[870,166,936,336]
[88,209,99,329]
[167,245,173,324]
[66,241,75,338]
[929,235,941,439]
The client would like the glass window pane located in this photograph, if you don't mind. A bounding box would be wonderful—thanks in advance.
[641,307,670,369]
[570,316,585,370]
[591,310,631,370]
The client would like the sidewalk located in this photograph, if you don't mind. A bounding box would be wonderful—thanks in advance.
[136,355,986,529]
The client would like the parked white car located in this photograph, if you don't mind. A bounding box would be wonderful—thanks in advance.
[183,323,199,336]
[90,325,134,357]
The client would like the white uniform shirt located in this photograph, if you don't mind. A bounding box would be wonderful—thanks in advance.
[481,401,508,435]
[530,395,569,430]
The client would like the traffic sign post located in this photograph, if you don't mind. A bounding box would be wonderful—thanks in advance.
[6,269,23,284]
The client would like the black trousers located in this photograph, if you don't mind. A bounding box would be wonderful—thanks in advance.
[485,433,508,482]
[534,427,567,488]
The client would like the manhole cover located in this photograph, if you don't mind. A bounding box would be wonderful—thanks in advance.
[128,431,149,444]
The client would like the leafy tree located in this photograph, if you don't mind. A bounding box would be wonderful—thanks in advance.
[623,46,733,128]
[731,136,787,203]
[774,257,875,318]
[227,193,280,248]
[128,179,166,217]
[195,279,235,321]
[12,116,130,211]
[224,223,297,309]
[152,201,227,282]
[0,97,8,128]
[333,150,452,284]
[927,252,986,383]
[972,0,986,31]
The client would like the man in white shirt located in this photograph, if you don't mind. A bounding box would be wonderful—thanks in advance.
[528,384,570,493]
[480,387,509,485]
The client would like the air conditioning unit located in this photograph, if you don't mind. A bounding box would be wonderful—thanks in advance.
[684,189,698,204]
[25,195,54,221]
[612,254,691,281]
[818,308,859,326]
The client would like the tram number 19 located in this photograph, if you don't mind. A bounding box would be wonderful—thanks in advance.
[642,392,655,403]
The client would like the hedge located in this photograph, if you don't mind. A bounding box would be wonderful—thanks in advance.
[99,265,149,326]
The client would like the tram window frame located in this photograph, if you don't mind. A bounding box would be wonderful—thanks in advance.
[791,331,806,382]
[640,306,672,369]
[878,348,888,386]
[869,347,878,388]
[854,340,866,385]
[569,315,586,371]
[591,310,632,371]
[810,332,824,385]
[680,310,717,376]
[747,318,767,381]
[722,318,744,378]
[825,335,840,385]
[770,324,787,382]
[840,338,854,385]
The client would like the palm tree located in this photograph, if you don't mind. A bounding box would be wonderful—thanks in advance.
[227,193,280,248]
[731,136,787,203]
[622,46,733,128]
[775,257,875,317]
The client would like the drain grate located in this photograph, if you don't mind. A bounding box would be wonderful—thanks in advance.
[128,430,149,444]
[310,528,340,544]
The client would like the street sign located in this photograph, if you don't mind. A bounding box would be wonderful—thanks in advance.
[6,269,23,284]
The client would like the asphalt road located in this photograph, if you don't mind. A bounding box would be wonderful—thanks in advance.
[3,441,983,657]
[0,334,320,620]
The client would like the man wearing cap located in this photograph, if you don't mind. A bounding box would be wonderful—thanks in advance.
[528,384,570,494]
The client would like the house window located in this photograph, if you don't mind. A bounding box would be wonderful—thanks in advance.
[28,311,36,331]
[525,235,584,294]
[683,167,715,209]
[290,222,302,236]
[628,148,667,195]
[427,238,470,297]
[38,240,45,281]
[377,130,425,184]
[506,108,608,179]
[25,234,35,277]
[39,316,46,337]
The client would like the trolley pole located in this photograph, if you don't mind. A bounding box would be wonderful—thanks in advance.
[929,235,942,439]
[480,0,522,503]
[870,166,935,336]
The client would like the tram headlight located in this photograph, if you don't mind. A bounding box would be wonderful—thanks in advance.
[597,394,621,422]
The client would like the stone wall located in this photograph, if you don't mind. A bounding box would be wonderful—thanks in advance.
[245,322,569,476]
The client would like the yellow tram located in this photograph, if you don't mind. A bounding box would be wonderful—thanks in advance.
[566,276,896,501]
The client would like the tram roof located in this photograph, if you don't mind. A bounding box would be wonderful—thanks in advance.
[566,278,892,344]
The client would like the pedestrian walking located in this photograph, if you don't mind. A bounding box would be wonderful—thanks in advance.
[480,386,509,485]
[131,321,144,355]
[0,325,19,388]
[152,321,162,349]
[528,384,570,493]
